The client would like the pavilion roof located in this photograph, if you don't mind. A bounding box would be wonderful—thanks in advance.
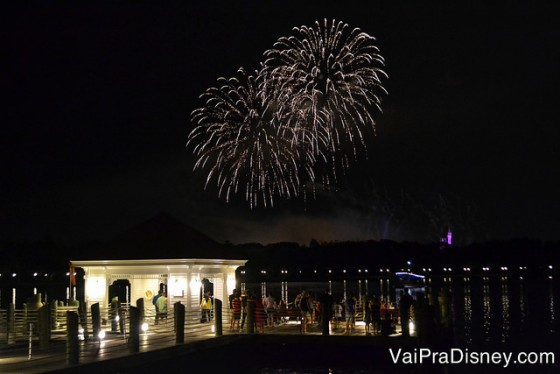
[76,212,241,261]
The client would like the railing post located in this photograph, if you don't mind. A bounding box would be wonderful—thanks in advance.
[7,303,15,345]
[50,301,57,331]
[28,322,33,359]
[66,311,79,365]
[215,299,222,336]
[128,306,139,353]
[247,300,255,334]
[174,302,185,344]
[91,303,101,339]
[23,304,28,333]
[38,305,51,349]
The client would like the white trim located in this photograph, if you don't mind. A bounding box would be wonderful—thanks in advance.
[72,258,246,267]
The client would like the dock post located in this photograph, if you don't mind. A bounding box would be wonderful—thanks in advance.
[91,303,101,339]
[247,300,255,334]
[128,306,140,353]
[66,311,79,365]
[321,305,330,336]
[136,298,145,324]
[78,301,89,340]
[38,305,51,349]
[215,299,222,336]
[174,302,185,344]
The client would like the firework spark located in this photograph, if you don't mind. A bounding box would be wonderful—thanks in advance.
[188,68,314,208]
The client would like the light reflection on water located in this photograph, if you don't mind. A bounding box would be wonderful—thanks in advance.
[501,278,509,342]
[520,278,526,334]
[463,280,472,344]
[550,278,555,333]
[449,275,557,344]
[483,278,491,342]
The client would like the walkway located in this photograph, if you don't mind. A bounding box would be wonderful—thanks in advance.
[0,319,408,373]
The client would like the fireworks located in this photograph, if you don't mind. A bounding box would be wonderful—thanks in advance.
[188,68,314,208]
[263,19,387,159]
[188,20,386,208]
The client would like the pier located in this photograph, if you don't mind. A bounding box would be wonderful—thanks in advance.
[0,299,411,373]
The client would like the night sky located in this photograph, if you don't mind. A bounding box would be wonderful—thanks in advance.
[2,2,559,246]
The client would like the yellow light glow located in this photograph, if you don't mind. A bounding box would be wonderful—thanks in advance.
[190,278,201,293]
[171,277,187,297]
[226,275,236,293]
[86,276,106,300]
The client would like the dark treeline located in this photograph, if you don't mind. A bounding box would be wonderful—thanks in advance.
[231,238,560,280]
[0,238,101,275]
[1,237,558,279]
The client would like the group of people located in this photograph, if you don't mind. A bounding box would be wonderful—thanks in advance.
[294,289,416,336]
[165,287,416,336]
[228,289,272,333]
[361,289,415,336]
[151,289,215,325]
[295,289,359,334]
[151,290,168,324]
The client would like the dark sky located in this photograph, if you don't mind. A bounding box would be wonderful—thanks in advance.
[2,2,559,246]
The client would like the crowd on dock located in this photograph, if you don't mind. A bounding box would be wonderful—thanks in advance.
[222,288,417,336]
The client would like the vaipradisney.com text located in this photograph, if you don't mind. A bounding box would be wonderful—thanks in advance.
[389,348,555,368]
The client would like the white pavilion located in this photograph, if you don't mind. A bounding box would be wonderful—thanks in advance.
[72,213,246,317]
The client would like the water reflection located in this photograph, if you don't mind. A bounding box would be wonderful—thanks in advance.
[501,278,509,342]
[463,280,472,344]
[520,277,526,335]
[549,277,555,333]
[483,278,491,342]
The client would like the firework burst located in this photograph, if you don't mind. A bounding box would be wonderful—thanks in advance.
[188,68,314,208]
[263,19,387,167]
[188,20,386,207]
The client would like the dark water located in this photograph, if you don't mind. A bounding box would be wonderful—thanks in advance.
[449,274,557,345]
